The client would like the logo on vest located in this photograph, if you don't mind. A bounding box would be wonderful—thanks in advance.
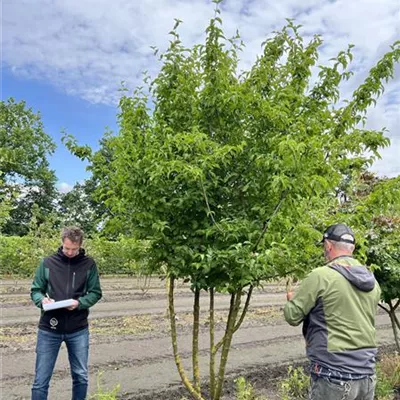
[50,318,58,329]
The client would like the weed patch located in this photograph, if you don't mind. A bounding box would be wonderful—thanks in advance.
[91,315,155,336]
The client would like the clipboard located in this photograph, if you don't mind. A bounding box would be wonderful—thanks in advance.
[43,299,75,311]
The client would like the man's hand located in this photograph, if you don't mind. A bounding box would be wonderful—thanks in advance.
[286,278,294,301]
[42,296,55,305]
[67,300,79,311]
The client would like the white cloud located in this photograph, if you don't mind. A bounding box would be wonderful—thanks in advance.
[58,182,74,194]
[2,0,400,175]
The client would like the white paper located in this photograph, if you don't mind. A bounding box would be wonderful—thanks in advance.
[43,299,75,311]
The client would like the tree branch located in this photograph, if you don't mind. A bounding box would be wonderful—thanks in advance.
[233,286,253,334]
[253,190,288,252]
[214,293,236,354]
[168,277,204,400]
[214,290,242,400]
[200,178,224,233]
[378,303,390,313]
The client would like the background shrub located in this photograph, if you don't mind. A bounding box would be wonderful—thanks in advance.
[0,235,148,277]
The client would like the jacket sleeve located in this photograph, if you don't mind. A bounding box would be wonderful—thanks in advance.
[284,269,322,326]
[31,260,47,308]
[78,263,102,310]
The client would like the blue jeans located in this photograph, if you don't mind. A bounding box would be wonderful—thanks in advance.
[32,328,89,400]
[309,374,376,400]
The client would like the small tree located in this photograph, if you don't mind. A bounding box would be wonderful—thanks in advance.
[330,172,400,351]
[65,2,400,398]
[370,218,400,352]
[345,173,400,350]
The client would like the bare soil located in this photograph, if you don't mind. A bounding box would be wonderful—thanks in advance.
[0,277,398,400]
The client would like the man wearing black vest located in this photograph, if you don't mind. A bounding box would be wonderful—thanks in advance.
[31,227,102,400]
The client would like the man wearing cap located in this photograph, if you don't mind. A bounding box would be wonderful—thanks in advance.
[284,224,381,400]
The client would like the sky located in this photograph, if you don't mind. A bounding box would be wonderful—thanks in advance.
[2,0,400,193]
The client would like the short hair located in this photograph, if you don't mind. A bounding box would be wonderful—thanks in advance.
[328,239,355,253]
[61,227,84,244]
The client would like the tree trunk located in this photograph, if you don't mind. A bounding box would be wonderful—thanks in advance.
[168,277,204,400]
[209,288,216,399]
[392,300,400,330]
[193,287,201,394]
[388,300,400,352]
[214,290,242,400]
[394,312,400,330]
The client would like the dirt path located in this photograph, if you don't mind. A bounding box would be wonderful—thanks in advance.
[1,292,285,325]
[0,278,398,400]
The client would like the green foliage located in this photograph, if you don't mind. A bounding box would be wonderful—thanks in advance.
[62,130,117,237]
[88,372,120,400]
[235,377,267,400]
[0,235,58,277]
[0,178,13,231]
[278,357,400,400]
[0,98,57,236]
[63,6,400,399]
[375,353,400,399]
[333,172,400,267]
[0,98,56,181]
[66,12,400,292]
[368,223,400,306]
[332,173,400,348]
[279,366,309,400]
[0,235,148,277]
[57,181,99,236]
[85,236,150,275]
[360,176,400,307]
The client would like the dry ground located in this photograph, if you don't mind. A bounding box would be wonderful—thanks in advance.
[0,277,397,399]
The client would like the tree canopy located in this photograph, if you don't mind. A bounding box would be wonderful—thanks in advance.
[0,98,57,235]
[64,6,400,398]
[70,17,400,289]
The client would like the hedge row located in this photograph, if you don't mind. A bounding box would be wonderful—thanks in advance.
[0,236,147,277]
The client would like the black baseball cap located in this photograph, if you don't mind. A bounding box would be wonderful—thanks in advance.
[321,223,355,244]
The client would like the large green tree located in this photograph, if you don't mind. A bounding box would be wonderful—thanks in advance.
[0,98,57,235]
[66,4,400,398]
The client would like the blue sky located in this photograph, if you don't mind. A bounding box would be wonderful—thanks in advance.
[2,68,118,192]
[2,0,400,192]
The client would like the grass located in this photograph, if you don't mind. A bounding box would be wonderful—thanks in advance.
[0,333,32,344]
[91,315,155,336]
[0,295,31,305]
[173,306,282,328]
[376,352,400,399]
[0,326,37,348]
[246,306,282,322]
[0,285,30,294]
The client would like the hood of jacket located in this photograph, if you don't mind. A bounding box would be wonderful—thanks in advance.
[328,256,376,292]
